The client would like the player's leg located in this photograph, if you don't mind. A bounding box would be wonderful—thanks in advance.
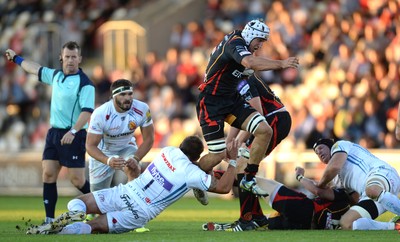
[365,168,400,215]
[238,112,271,196]
[340,199,379,230]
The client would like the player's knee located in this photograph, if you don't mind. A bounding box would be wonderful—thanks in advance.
[365,185,383,200]
[339,217,353,230]
[42,171,57,182]
[255,121,272,137]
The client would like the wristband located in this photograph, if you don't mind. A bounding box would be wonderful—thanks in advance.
[296,174,304,182]
[13,55,24,66]
[229,159,237,168]
[133,155,140,162]
[107,156,113,166]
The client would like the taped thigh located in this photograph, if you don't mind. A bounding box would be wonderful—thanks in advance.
[245,113,266,134]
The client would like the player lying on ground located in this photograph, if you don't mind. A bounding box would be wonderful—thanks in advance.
[26,136,238,234]
[204,169,356,231]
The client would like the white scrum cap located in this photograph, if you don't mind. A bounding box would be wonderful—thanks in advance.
[241,19,270,45]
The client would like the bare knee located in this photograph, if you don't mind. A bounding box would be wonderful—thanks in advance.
[340,209,361,230]
[339,217,353,230]
[365,185,383,200]
[254,122,272,140]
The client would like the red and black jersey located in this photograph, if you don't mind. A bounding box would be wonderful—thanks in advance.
[237,73,285,115]
[199,30,252,96]
[312,188,351,229]
[269,186,351,230]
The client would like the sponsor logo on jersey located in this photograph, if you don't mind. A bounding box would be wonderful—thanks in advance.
[120,194,139,219]
[236,45,251,56]
[148,163,173,191]
[107,130,134,138]
[161,153,176,172]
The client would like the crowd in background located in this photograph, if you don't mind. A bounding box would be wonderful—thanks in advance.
[1,0,400,154]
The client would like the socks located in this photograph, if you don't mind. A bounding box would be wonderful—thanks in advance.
[237,173,264,221]
[43,182,57,219]
[377,191,400,215]
[79,180,91,194]
[59,222,92,234]
[244,164,259,181]
[67,199,87,213]
[352,218,395,230]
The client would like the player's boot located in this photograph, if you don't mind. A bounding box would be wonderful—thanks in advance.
[225,219,258,232]
[27,210,86,235]
[239,177,269,197]
[390,215,400,232]
[193,188,209,205]
[253,216,269,230]
[202,222,232,231]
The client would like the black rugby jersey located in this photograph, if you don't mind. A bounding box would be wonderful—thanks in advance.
[237,73,285,116]
[199,30,252,96]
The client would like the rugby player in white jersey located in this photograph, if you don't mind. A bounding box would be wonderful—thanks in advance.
[312,138,400,231]
[86,78,154,191]
[26,136,239,234]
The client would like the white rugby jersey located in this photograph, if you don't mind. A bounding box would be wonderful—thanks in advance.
[88,99,153,183]
[331,140,393,194]
[127,146,211,220]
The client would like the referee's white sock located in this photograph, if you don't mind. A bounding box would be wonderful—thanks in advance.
[352,218,394,230]
[58,222,92,234]
[67,198,87,213]
[377,191,400,215]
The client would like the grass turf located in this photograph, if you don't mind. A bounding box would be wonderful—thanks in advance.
[0,196,398,242]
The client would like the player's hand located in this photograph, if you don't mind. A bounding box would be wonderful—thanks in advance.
[283,57,299,69]
[226,139,239,161]
[60,131,75,145]
[295,166,305,176]
[108,156,126,170]
[5,49,16,62]
[124,156,141,180]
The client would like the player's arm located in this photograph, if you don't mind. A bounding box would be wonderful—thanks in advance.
[85,132,125,169]
[241,55,299,72]
[295,167,335,200]
[5,49,41,75]
[317,152,347,188]
[86,132,108,164]
[134,124,155,162]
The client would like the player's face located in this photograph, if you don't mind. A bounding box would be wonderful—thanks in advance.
[314,144,331,164]
[249,38,266,53]
[114,91,133,112]
[61,48,81,75]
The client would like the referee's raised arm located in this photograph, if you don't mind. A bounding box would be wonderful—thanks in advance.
[5,48,41,75]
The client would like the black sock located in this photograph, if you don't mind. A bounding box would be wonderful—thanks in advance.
[79,180,90,194]
[43,182,57,219]
[244,164,259,181]
[237,173,253,221]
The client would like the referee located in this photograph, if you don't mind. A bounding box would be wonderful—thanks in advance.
[6,41,95,224]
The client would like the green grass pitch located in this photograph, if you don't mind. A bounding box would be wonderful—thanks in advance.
[0,196,398,242]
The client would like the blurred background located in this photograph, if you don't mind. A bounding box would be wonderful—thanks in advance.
[1,0,400,195]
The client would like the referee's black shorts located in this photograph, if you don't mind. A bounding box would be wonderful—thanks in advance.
[43,128,87,168]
